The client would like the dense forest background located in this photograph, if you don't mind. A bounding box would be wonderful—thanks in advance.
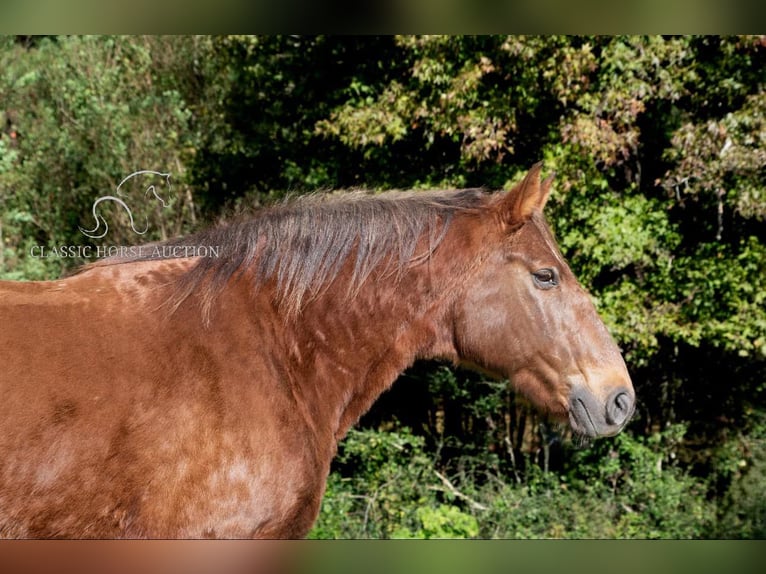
[1,35,764,538]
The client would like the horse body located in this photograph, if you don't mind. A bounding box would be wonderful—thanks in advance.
[0,165,634,538]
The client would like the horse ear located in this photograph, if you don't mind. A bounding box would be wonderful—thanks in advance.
[496,162,554,228]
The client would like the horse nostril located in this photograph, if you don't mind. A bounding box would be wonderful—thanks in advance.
[605,390,633,426]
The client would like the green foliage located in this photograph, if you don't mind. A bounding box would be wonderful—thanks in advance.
[313,423,766,539]
[0,36,203,279]
[393,505,480,539]
[712,412,766,538]
[563,425,714,538]
[308,428,438,539]
[313,425,728,539]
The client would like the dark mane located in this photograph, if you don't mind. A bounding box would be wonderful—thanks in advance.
[87,188,490,316]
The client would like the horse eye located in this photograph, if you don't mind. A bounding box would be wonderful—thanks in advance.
[532,268,558,289]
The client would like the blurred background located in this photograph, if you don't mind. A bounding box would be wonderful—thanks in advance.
[1,35,764,538]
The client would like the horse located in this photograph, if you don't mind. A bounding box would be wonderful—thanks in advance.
[0,164,634,538]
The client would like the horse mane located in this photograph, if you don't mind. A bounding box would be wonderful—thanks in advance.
[82,188,490,317]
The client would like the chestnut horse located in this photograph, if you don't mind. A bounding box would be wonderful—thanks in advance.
[0,164,634,538]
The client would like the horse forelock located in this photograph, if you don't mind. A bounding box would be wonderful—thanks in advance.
[93,188,490,318]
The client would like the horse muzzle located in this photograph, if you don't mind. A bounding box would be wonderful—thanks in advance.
[568,386,635,438]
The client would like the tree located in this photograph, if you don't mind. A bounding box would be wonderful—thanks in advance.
[0,36,203,278]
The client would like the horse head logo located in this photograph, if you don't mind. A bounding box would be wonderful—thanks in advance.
[79,170,172,239]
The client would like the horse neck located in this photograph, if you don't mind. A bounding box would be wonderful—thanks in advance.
[276,223,480,442]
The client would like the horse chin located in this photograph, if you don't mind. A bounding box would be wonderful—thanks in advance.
[568,406,600,439]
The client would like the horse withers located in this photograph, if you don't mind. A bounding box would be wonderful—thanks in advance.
[0,164,633,538]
